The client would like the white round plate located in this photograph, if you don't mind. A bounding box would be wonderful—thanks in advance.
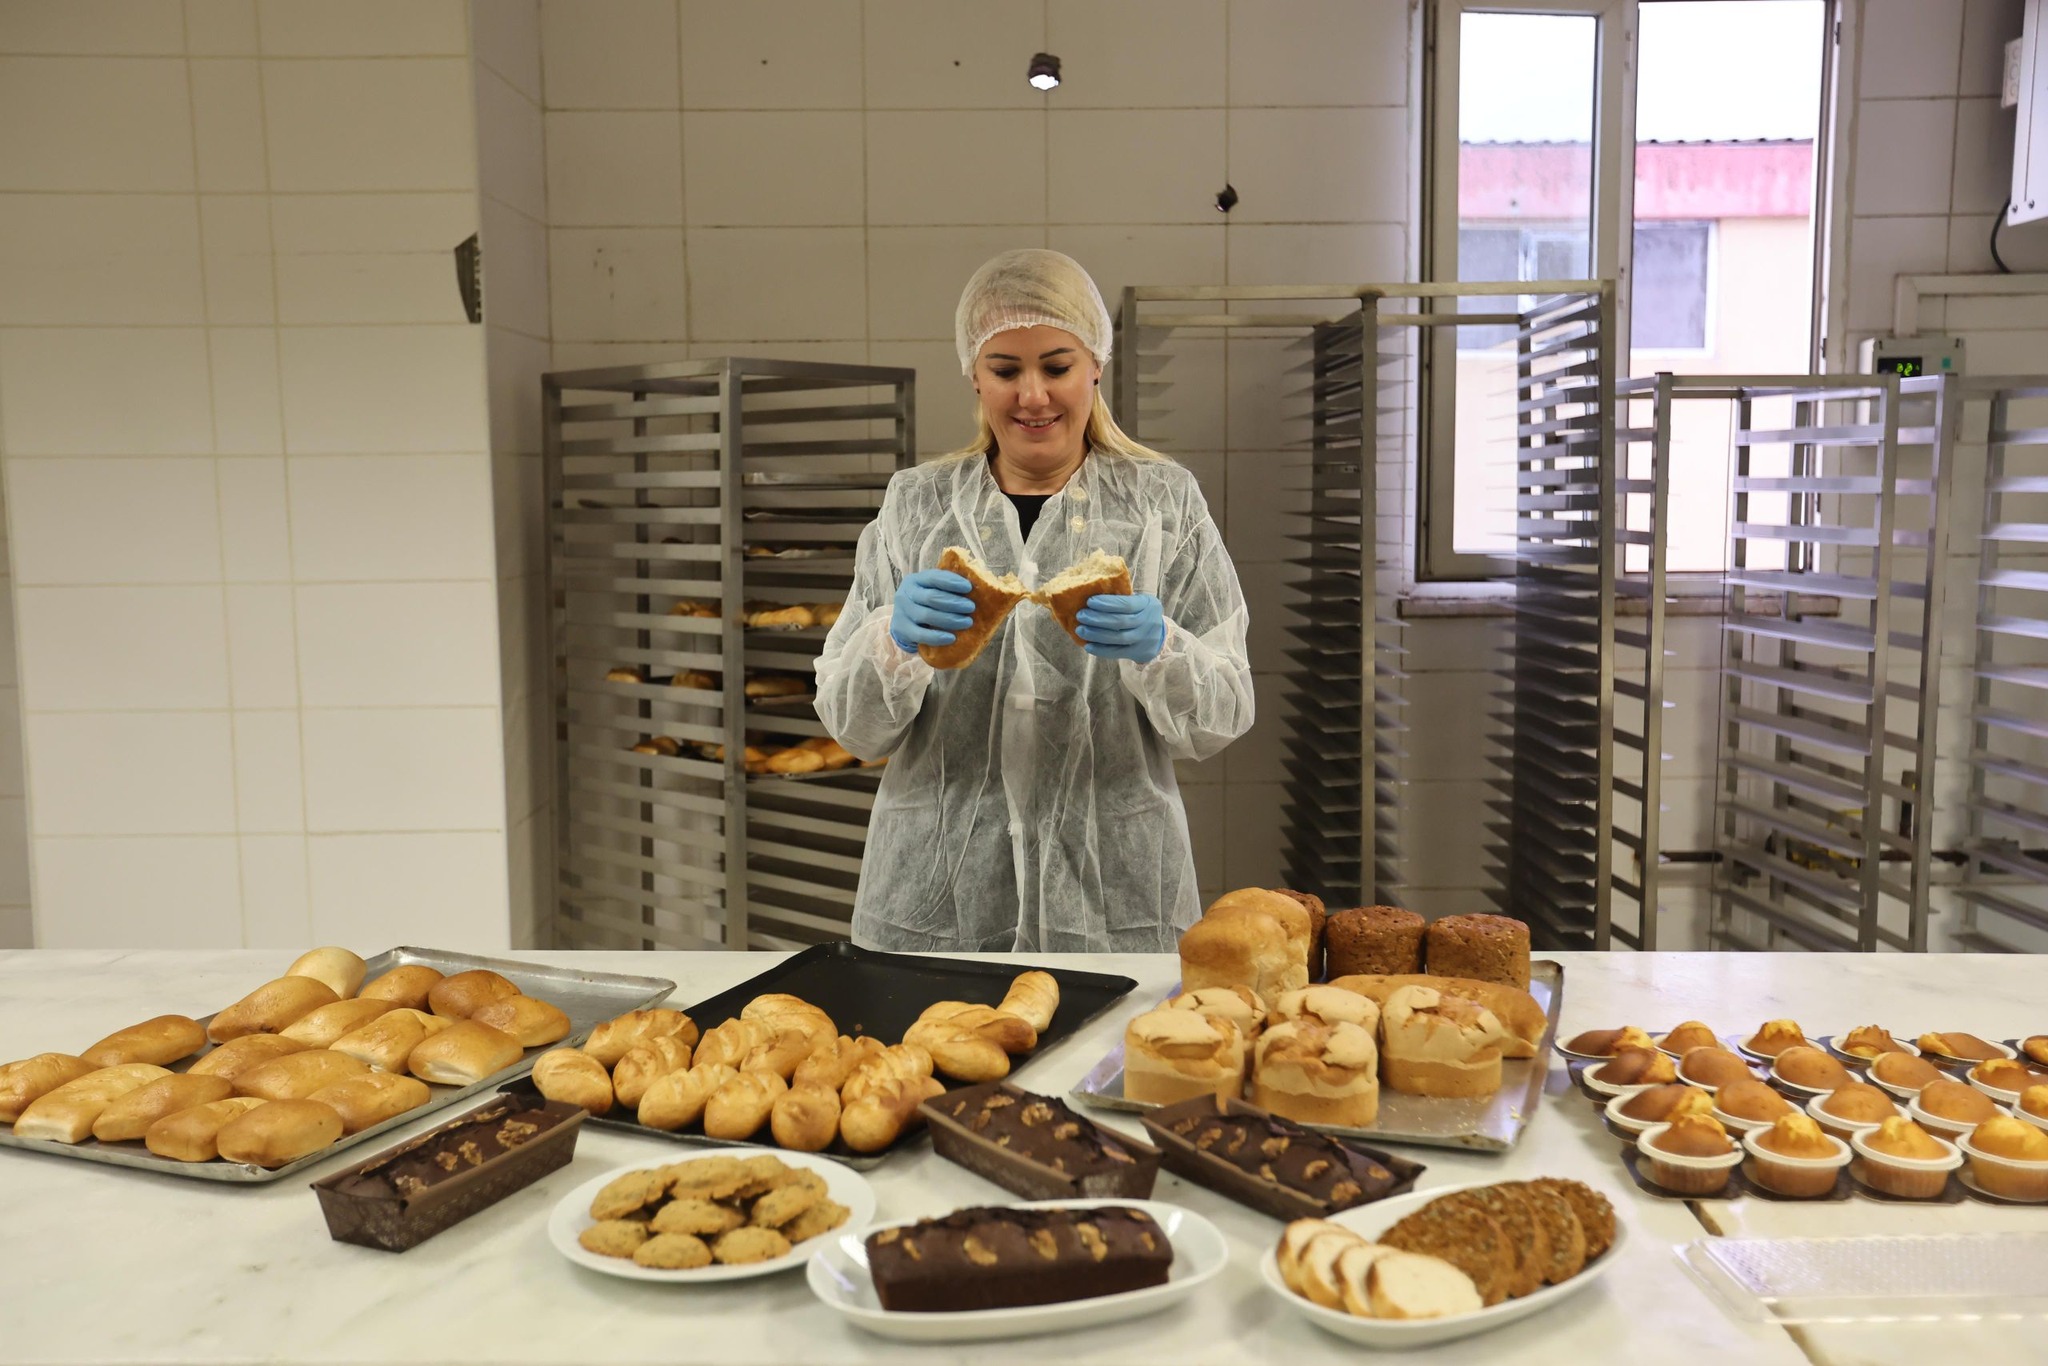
[1258,1180,1627,1348]
[1817,1032,1919,1064]
[1553,1030,1663,1063]
[549,1151,876,1283]
[805,1198,1227,1343]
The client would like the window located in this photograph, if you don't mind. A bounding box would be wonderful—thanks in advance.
[1423,0,1831,577]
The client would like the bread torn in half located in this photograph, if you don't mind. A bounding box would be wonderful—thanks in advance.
[1032,549,1133,646]
[919,546,1030,670]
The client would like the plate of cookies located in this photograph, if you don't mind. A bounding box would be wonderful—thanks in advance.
[548,1149,876,1282]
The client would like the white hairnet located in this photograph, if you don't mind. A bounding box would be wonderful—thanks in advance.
[954,248,1115,374]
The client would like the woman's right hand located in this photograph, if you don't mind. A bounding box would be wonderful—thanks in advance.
[889,567,976,653]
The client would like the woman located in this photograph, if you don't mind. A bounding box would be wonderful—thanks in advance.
[815,249,1254,952]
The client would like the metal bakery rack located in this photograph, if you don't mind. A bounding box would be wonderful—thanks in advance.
[541,357,915,951]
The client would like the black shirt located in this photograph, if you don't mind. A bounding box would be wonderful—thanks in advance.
[1006,492,1052,541]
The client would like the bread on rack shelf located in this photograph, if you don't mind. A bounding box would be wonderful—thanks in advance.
[744,674,809,699]
[744,603,816,630]
[668,599,720,618]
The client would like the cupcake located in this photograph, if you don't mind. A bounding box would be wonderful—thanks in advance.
[1915,1031,2011,1064]
[1743,1114,1851,1197]
[2023,1036,2048,1068]
[1868,1049,1943,1097]
[1911,1078,2003,1137]
[1639,1115,1742,1195]
[2018,1084,2048,1128]
[1838,1025,1911,1059]
[1969,1057,2048,1102]
[1611,1084,1717,1133]
[1713,1077,1795,1134]
[1807,1082,1898,1142]
[1772,1045,1852,1096]
[1588,1046,1678,1096]
[1959,1116,2048,1201]
[1679,1047,1755,1091]
[1743,1019,1807,1058]
[1658,1021,1719,1055]
[1564,1025,1657,1057]
[1851,1117,1962,1199]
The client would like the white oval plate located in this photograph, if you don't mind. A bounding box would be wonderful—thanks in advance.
[1817,1032,1919,1064]
[805,1198,1226,1342]
[1259,1180,1627,1348]
[549,1151,877,1283]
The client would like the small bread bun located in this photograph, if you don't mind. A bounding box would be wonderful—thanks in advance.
[285,947,367,999]
[216,1099,343,1168]
[305,1072,430,1134]
[327,1008,449,1073]
[184,1033,308,1085]
[357,964,445,1011]
[90,1073,234,1143]
[279,999,397,1048]
[531,1048,613,1115]
[80,1015,209,1069]
[233,1049,370,1102]
[143,1096,267,1162]
[468,995,571,1048]
[407,1020,524,1086]
[427,969,521,1020]
[0,1053,95,1124]
[208,976,340,1043]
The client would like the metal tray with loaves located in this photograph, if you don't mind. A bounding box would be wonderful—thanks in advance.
[0,947,674,1185]
[1069,961,1565,1153]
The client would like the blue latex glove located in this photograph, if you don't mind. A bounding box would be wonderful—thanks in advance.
[889,567,976,653]
[1075,593,1166,663]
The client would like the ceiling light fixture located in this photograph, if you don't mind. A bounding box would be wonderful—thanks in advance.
[1027,52,1061,91]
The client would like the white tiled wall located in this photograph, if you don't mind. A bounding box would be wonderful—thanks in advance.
[0,0,510,950]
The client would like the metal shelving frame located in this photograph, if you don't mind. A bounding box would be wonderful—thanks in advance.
[1955,377,2048,952]
[1709,374,1956,953]
[542,357,915,952]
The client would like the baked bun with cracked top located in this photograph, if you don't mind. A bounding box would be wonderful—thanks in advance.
[1380,985,1507,1099]
[1251,1019,1379,1128]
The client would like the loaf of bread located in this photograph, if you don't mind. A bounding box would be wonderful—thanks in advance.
[584,1008,698,1067]
[80,1014,208,1069]
[356,964,444,1010]
[184,1033,308,1085]
[306,1071,431,1134]
[208,976,341,1043]
[468,995,571,1048]
[531,1047,613,1115]
[286,946,367,999]
[904,1017,1012,1084]
[840,1074,943,1153]
[612,1035,694,1109]
[637,1061,736,1131]
[234,1049,370,1101]
[327,1008,448,1072]
[215,1099,343,1168]
[12,1064,170,1143]
[0,1053,95,1124]
[1324,906,1426,978]
[1424,914,1531,990]
[1179,909,1303,1003]
[1206,889,1315,975]
[702,1069,787,1141]
[793,1035,886,1093]
[143,1096,266,1162]
[407,1020,524,1085]
[1252,1020,1380,1128]
[1379,985,1507,1099]
[1123,1008,1246,1106]
[920,546,1030,670]
[90,1073,234,1143]
[426,969,521,1020]
[770,1082,842,1152]
[279,998,397,1048]
[840,1043,935,1105]
[1325,974,1545,1059]
[998,971,1060,1033]
[1273,890,1328,982]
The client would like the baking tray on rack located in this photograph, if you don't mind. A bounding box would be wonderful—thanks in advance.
[1069,961,1565,1154]
[501,943,1138,1169]
[0,947,674,1185]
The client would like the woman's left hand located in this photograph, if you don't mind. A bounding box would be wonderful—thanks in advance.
[1075,594,1166,663]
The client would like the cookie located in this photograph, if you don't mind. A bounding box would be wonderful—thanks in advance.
[779,1197,850,1244]
[579,1219,652,1258]
[711,1225,792,1265]
[633,1232,714,1270]
[1380,1198,1515,1305]
[734,1152,793,1198]
[589,1170,665,1221]
[1503,1180,1588,1284]
[665,1155,750,1200]
[1531,1178,1615,1261]
[651,1197,748,1237]
[1446,1185,1550,1299]
[750,1181,823,1228]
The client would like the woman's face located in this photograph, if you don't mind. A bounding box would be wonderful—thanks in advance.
[974,324,1102,466]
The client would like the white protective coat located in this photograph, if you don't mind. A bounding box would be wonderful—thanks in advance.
[814,452,1255,952]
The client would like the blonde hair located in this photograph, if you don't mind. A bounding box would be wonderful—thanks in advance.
[945,389,1169,463]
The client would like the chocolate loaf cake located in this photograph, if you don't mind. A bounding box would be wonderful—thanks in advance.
[1141,1093,1421,1220]
[865,1205,1173,1312]
[925,1083,1159,1199]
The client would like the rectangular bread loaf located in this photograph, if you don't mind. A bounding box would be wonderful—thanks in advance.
[865,1205,1172,1312]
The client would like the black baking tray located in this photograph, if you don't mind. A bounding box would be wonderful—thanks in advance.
[503,943,1138,1167]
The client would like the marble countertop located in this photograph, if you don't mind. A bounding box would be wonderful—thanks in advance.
[0,948,2036,1366]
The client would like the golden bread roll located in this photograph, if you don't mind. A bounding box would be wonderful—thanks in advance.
[12,1064,171,1143]
[327,1009,447,1072]
[208,976,340,1043]
[998,970,1060,1033]
[1251,1020,1380,1128]
[427,969,521,1020]
[912,1001,1038,1054]
[840,1043,934,1105]
[1179,908,1305,1003]
[184,1033,308,1084]
[285,947,367,999]
[407,1020,524,1085]
[143,1096,266,1162]
[356,964,445,1011]
[743,1022,823,1080]
[1032,549,1131,647]
[692,1017,767,1071]
[0,1053,95,1124]
[90,1073,234,1143]
[216,1099,343,1168]
[306,1072,431,1134]
[468,995,572,1048]
[919,547,1029,669]
[840,1074,943,1153]
[702,1069,787,1140]
[770,1083,842,1152]
[80,1014,208,1069]
[1379,985,1508,1099]
[793,1035,886,1093]
[766,747,825,774]
[234,1049,370,1101]
[612,1036,695,1109]
[531,1048,613,1115]
[1325,974,1545,1060]
[584,1008,698,1067]
[1123,1007,1246,1105]
[903,1017,1011,1083]
[739,994,836,1042]
[279,998,397,1048]
[638,1062,736,1131]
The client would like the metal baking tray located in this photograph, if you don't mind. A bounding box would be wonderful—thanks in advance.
[1069,960,1565,1154]
[0,946,674,1185]
[508,942,1137,1169]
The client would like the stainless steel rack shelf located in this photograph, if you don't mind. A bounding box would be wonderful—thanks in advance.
[543,357,914,952]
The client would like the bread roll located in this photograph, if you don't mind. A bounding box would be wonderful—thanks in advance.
[1379,985,1507,1099]
[793,1035,885,1093]
[234,1049,370,1101]
[840,1043,934,1105]
[327,1008,448,1072]
[208,976,341,1043]
[185,1033,308,1085]
[286,946,368,999]
[143,1096,266,1162]
[583,1007,698,1067]
[216,1099,343,1168]
[1123,1008,1246,1106]
[840,1074,943,1153]
[1251,1020,1380,1128]
[998,970,1060,1033]
[306,1072,431,1134]
[740,995,836,1051]
[407,1020,524,1085]
[0,1053,95,1124]
[1032,549,1132,647]
[918,546,1030,669]
[638,1062,736,1131]
[80,1014,208,1068]
[90,1073,234,1143]
[1179,909,1304,1003]
[1326,974,1545,1059]
[612,1036,695,1109]
[426,969,521,1020]
[531,1047,613,1115]
[703,1069,787,1140]
[903,1018,1011,1083]
[912,1002,1038,1054]
[12,1064,171,1143]
[468,995,571,1048]
[692,1017,766,1072]
[770,1083,842,1152]
[356,964,444,1011]
[279,998,397,1048]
